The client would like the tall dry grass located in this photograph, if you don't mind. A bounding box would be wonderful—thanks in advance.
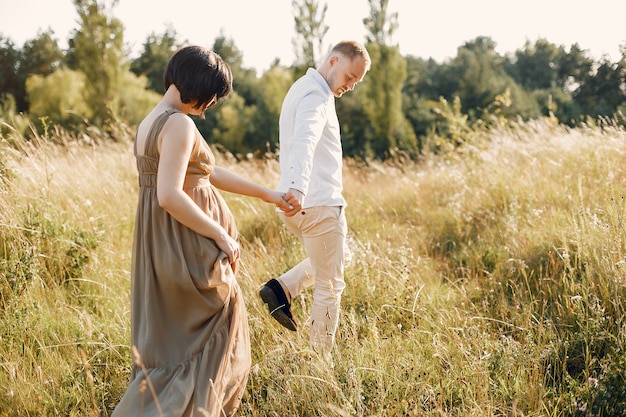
[1,116,626,416]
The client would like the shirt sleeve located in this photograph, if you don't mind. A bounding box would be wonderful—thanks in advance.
[285,92,327,195]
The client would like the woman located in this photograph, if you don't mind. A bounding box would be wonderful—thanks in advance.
[112,46,291,417]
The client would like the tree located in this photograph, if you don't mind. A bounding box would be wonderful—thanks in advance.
[66,0,127,127]
[363,0,395,45]
[335,87,370,157]
[16,30,64,112]
[502,39,598,121]
[443,36,516,119]
[402,56,441,152]
[197,64,293,156]
[211,32,259,105]
[26,67,91,128]
[245,64,293,154]
[194,35,264,153]
[574,57,626,118]
[505,38,564,90]
[558,43,594,91]
[0,36,20,114]
[208,93,249,154]
[130,26,180,93]
[212,30,244,70]
[116,71,161,126]
[291,0,329,73]
[362,0,416,158]
[200,62,293,156]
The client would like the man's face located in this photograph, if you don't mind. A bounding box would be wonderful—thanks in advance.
[325,54,368,98]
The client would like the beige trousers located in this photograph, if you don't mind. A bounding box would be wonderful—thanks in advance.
[277,206,350,353]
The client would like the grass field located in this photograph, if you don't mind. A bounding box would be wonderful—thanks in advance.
[1,117,626,416]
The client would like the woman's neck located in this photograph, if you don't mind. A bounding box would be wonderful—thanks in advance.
[160,85,188,113]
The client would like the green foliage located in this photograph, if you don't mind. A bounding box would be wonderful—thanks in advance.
[0,36,20,110]
[362,0,417,159]
[0,109,37,151]
[2,0,626,162]
[503,40,600,124]
[0,204,99,298]
[505,38,565,90]
[363,0,397,46]
[428,96,477,154]
[116,71,161,126]
[16,30,64,111]
[212,35,261,110]
[447,37,515,120]
[291,0,329,69]
[336,87,372,158]
[193,35,277,156]
[362,43,417,158]
[575,58,626,118]
[250,66,293,152]
[204,65,293,156]
[208,92,250,154]
[26,67,92,127]
[66,0,127,127]
[129,26,180,93]
[0,30,63,114]
[0,93,17,121]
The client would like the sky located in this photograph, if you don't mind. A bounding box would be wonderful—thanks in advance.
[0,0,625,74]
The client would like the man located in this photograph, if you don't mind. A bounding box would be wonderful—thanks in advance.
[260,40,371,355]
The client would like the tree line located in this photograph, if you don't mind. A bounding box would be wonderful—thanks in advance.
[1,0,625,159]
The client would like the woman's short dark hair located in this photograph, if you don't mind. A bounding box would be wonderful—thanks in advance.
[164,46,233,110]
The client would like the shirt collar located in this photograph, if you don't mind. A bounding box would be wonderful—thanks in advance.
[307,68,332,96]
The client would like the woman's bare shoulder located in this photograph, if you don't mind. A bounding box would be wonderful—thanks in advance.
[161,111,195,141]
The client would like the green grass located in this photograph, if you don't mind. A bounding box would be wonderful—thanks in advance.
[2,117,626,416]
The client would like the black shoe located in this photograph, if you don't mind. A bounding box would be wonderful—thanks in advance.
[259,279,297,331]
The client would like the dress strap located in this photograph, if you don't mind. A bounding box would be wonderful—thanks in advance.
[142,109,181,159]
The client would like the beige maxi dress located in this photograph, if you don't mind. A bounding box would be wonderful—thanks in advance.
[112,109,251,417]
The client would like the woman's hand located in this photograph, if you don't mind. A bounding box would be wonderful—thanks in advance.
[214,230,241,266]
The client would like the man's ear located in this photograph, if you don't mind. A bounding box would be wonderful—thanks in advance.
[328,55,339,66]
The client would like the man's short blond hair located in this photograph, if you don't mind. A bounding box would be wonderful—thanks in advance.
[330,41,371,70]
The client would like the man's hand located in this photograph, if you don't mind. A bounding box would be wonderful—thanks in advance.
[266,190,292,212]
[282,188,304,217]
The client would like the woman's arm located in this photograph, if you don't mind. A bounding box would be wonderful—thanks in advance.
[156,114,239,263]
[210,166,293,211]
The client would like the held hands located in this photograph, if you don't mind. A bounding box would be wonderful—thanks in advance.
[281,188,304,217]
[265,189,302,217]
[266,190,292,213]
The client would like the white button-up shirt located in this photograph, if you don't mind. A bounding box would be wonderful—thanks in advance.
[277,68,346,209]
